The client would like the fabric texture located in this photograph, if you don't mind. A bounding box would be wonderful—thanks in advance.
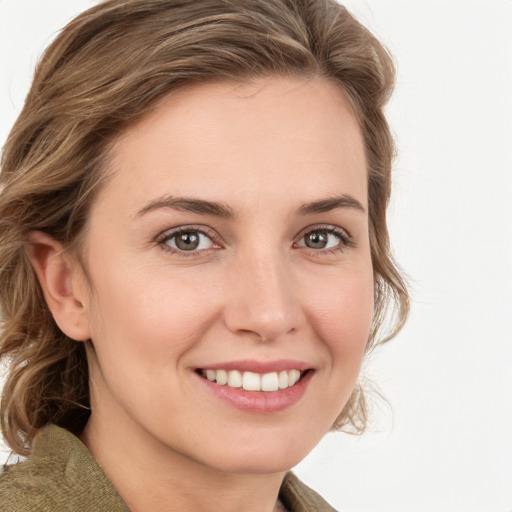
[0,425,337,511]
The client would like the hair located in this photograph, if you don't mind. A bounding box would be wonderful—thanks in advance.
[0,0,409,456]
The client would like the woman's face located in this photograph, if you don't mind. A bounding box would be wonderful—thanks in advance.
[79,77,373,473]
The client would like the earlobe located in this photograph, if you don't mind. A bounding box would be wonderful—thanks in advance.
[26,231,91,341]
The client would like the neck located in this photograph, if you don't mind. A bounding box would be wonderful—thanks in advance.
[80,414,288,512]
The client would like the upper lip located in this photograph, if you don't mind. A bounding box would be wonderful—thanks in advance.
[197,359,312,373]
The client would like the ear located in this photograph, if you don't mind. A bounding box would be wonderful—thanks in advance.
[26,231,91,342]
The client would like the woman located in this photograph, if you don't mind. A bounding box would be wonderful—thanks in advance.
[0,0,409,510]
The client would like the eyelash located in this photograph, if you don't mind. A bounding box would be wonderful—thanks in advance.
[294,224,354,255]
[156,225,220,257]
[155,224,354,257]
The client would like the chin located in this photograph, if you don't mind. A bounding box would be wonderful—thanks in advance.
[196,429,322,475]
[209,452,305,475]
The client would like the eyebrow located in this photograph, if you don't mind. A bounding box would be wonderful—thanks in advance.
[298,194,366,215]
[136,196,236,219]
[136,193,365,219]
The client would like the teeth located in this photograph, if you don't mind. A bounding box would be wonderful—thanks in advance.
[261,372,279,392]
[201,369,304,392]
[216,369,228,385]
[289,369,301,386]
[227,370,242,388]
[243,371,261,391]
[278,370,289,389]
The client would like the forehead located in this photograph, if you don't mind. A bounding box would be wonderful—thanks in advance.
[101,77,367,214]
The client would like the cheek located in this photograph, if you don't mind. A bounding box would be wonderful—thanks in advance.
[304,264,374,365]
[297,264,374,428]
[85,264,221,362]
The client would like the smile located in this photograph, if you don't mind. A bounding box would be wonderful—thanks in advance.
[198,369,304,392]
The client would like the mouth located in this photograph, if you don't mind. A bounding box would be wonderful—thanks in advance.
[194,362,314,412]
[196,368,308,392]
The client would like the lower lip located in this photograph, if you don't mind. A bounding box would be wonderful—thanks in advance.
[196,371,313,413]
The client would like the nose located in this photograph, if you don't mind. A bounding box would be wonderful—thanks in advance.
[223,251,301,342]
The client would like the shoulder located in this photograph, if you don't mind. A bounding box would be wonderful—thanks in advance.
[280,472,339,512]
[0,425,128,512]
[0,456,65,512]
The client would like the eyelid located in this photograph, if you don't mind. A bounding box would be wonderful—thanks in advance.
[155,224,223,255]
[294,224,354,250]
[154,223,353,257]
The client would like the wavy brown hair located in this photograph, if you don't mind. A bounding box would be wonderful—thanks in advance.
[0,0,409,455]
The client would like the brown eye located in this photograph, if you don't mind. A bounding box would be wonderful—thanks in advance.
[296,227,349,251]
[164,230,214,252]
[304,231,329,249]
[175,232,200,250]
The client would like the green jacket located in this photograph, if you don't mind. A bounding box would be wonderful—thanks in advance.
[0,425,337,511]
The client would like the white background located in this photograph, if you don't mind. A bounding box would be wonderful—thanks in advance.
[1,1,511,511]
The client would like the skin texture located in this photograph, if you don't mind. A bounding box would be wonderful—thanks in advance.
[29,77,374,512]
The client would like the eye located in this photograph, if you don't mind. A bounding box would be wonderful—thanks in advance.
[295,226,351,251]
[160,228,216,252]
